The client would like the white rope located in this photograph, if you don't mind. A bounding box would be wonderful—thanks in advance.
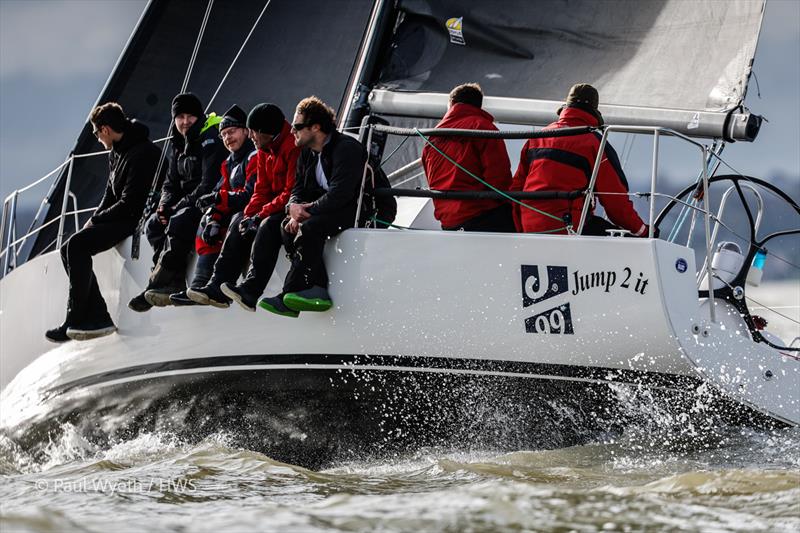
[206,0,272,112]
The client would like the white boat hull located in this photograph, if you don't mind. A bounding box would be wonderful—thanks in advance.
[1,202,797,465]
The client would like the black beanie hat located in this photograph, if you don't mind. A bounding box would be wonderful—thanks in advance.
[557,83,603,123]
[219,104,248,131]
[172,92,204,119]
[246,103,284,136]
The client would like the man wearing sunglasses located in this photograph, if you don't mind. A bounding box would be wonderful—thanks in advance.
[128,92,228,311]
[255,96,367,317]
[190,103,299,309]
[46,103,160,342]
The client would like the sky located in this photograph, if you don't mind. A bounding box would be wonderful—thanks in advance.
[0,0,798,209]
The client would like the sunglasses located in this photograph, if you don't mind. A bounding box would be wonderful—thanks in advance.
[292,122,310,131]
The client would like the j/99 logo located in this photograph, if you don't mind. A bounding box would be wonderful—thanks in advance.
[524,304,574,334]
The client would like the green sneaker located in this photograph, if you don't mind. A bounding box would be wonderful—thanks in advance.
[283,286,333,312]
[258,295,299,318]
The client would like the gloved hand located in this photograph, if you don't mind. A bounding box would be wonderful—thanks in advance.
[238,215,261,237]
[196,192,219,210]
[201,220,223,245]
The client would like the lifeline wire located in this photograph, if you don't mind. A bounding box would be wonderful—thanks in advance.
[412,128,566,225]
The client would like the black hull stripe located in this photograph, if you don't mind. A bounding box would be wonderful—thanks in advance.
[51,353,704,396]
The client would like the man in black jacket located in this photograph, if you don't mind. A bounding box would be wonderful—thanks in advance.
[255,96,367,316]
[46,103,160,342]
[128,92,227,311]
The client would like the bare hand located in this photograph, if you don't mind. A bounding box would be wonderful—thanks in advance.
[284,217,301,235]
[288,202,312,222]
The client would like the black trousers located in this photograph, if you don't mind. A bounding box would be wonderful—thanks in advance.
[280,210,354,294]
[145,205,202,280]
[443,203,516,233]
[210,212,285,298]
[60,221,133,325]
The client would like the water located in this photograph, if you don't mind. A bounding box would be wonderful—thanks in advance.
[1,424,798,532]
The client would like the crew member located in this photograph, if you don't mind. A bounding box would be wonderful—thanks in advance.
[188,103,299,310]
[511,83,649,236]
[46,103,160,342]
[170,104,258,305]
[420,83,514,232]
[225,96,366,317]
[128,92,227,311]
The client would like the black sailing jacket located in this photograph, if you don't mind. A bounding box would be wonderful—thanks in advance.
[159,116,228,212]
[91,120,160,228]
[289,130,367,217]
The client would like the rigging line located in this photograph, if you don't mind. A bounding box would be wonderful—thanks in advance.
[206,0,272,112]
[413,129,565,224]
[392,170,426,188]
[621,134,636,171]
[380,135,410,167]
[181,0,214,93]
[595,190,800,271]
[135,0,214,245]
[746,295,800,326]
[711,273,800,326]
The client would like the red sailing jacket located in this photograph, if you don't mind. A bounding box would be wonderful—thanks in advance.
[511,107,647,236]
[243,121,300,220]
[421,103,512,228]
[195,144,258,255]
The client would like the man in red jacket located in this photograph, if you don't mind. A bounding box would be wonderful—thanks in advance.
[511,83,649,236]
[421,83,514,232]
[186,103,299,308]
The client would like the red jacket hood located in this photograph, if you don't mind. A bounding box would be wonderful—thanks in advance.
[266,120,295,156]
[553,106,600,128]
[437,103,497,128]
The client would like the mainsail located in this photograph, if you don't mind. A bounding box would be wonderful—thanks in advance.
[28,0,373,259]
[368,0,765,139]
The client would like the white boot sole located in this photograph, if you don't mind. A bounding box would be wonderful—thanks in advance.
[66,326,117,341]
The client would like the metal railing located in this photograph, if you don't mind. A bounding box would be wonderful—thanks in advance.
[365,122,723,323]
[0,137,170,276]
[579,125,716,322]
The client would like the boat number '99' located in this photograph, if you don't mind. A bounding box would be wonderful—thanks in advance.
[520,265,650,335]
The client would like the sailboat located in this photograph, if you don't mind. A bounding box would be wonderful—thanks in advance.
[1,0,797,468]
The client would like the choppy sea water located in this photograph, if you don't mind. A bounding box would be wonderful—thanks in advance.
[0,423,798,533]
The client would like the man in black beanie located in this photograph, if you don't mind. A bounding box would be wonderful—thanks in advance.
[46,102,160,342]
[189,103,300,311]
[169,104,259,305]
[128,92,228,311]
